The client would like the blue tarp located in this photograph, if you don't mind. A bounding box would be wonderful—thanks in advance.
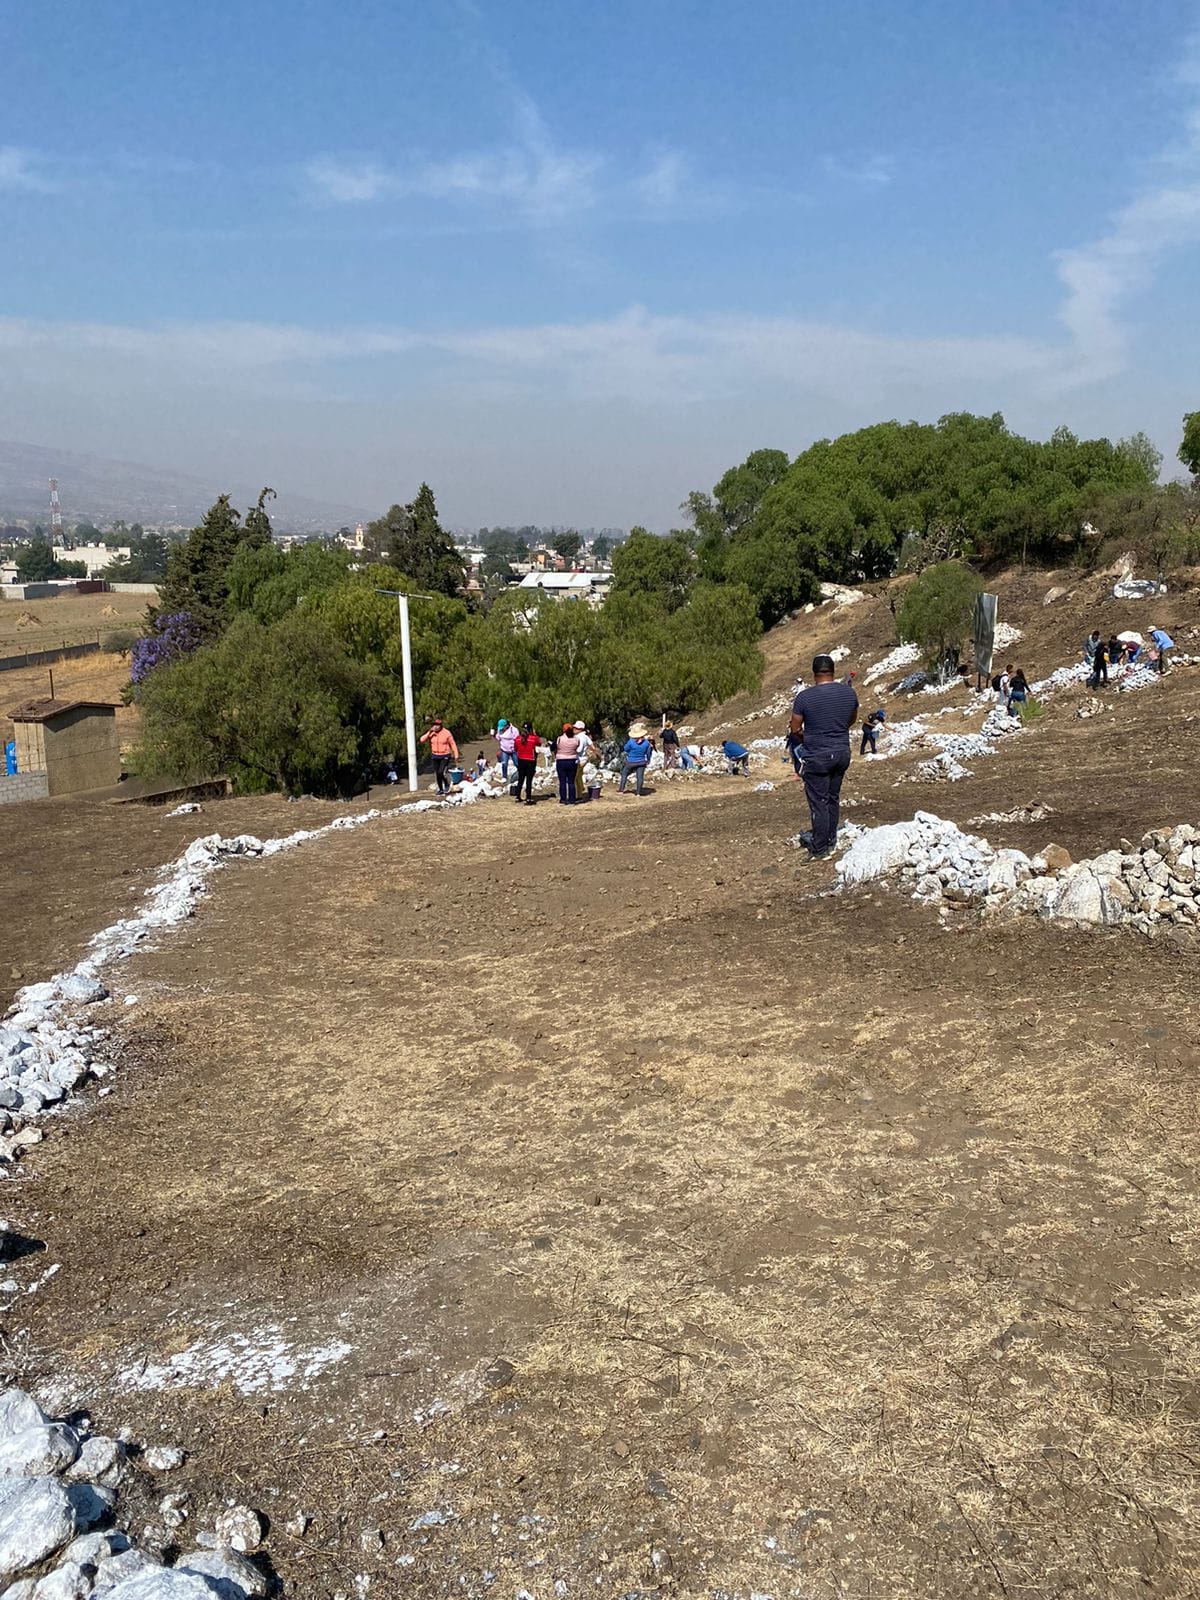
[4,741,15,777]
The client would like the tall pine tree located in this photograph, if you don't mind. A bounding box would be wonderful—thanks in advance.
[157,489,275,636]
[366,483,465,598]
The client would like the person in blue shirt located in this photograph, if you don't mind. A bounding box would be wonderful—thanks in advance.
[859,707,886,755]
[619,731,653,795]
[1150,625,1175,674]
[722,740,750,775]
[790,654,859,860]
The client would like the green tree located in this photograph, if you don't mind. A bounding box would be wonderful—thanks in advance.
[895,560,983,674]
[132,526,169,579]
[591,534,612,564]
[157,493,274,636]
[1181,412,1200,478]
[102,553,147,583]
[72,521,102,546]
[367,483,466,597]
[15,538,56,581]
[610,528,695,611]
[1117,432,1163,481]
[226,539,352,623]
[132,609,395,797]
[480,550,517,599]
[552,531,583,565]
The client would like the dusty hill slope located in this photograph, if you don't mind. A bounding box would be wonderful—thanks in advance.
[0,564,1198,1598]
[702,564,1200,744]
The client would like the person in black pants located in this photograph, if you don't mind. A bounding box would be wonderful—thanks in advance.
[1089,638,1108,688]
[790,653,858,861]
[513,723,540,805]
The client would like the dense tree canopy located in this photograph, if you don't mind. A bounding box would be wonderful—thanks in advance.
[687,414,1157,626]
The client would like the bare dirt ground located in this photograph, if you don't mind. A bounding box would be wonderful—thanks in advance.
[1,574,1199,1599]
[0,589,150,651]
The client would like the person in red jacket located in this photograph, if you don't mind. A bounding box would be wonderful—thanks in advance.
[420,717,459,795]
[512,722,542,805]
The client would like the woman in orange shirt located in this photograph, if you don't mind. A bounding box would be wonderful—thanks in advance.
[419,718,459,795]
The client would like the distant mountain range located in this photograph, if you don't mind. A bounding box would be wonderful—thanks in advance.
[0,440,370,535]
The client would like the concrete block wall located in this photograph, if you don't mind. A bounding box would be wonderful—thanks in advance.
[0,772,50,806]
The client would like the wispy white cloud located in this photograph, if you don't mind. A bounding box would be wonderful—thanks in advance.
[821,153,894,188]
[304,89,605,223]
[1054,33,1200,378]
[0,147,55,193]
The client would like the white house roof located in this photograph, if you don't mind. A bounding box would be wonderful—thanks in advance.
[516,572,595,590]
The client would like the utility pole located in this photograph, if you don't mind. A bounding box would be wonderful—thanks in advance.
[374,588,434,793]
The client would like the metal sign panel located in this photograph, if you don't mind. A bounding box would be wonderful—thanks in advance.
[972,592,998,680]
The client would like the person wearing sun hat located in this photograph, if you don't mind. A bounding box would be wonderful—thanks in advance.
[571,720,593,800]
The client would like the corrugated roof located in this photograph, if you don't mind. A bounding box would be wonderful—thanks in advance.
[8,698,119,723]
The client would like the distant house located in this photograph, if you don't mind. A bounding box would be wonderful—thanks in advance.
[8,698,121,797]
[68,544,131,577]
[516,572,610,607]
[528,547,565,572]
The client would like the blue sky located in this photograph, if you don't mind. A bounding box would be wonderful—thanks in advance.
[2,0,1198,528]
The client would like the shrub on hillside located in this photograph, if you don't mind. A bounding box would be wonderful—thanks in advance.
[896,560,983,675]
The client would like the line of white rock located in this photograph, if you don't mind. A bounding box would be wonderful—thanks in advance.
[837,810,1200,944]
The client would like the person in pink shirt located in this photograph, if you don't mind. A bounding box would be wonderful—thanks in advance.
[495,718,519,779]
[552,723,581,804]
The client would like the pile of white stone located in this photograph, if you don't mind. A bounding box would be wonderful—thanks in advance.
[0,1386,267,1597]
[837,811,1200,944]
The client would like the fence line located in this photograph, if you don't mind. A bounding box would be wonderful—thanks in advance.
[0,640,104,674]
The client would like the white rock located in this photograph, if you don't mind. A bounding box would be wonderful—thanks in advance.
[175,1547,266,1598]
[31,1561,91,1599]
[61,1531,130,1566]
[0,1429,79,1480]
[87,1549,161,1592]
[838,822,919,884]
[55,976,107,1007]
[141,1449,183,1475]
[0,1398,47,1441]
[66,1439,124,1490]
[98,1574,214,1599]
[210,1509,262,1555]
[0,1478,77,1583]
[1053,869,1104,925]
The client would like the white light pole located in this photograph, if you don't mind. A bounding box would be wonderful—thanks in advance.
[375,588,434,793]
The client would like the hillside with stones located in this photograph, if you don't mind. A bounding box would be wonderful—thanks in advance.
[0,559,1197,1598]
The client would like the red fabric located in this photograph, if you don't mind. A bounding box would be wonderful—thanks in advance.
[514,732,540,760]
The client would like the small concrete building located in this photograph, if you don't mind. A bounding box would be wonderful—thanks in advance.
[8,698,120,797]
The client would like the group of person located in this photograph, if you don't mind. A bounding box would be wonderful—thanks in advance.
[989,664,1031,716]
[1084,626,1173,687]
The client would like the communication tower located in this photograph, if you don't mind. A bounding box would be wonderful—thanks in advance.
[48,479,63,546]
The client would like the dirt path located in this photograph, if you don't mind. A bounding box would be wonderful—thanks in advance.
[7,743,1199,1597]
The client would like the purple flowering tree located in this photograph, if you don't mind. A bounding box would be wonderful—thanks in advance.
[131,611,204,686]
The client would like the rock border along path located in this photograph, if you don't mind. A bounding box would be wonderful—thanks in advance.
[837,811,1200,947]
